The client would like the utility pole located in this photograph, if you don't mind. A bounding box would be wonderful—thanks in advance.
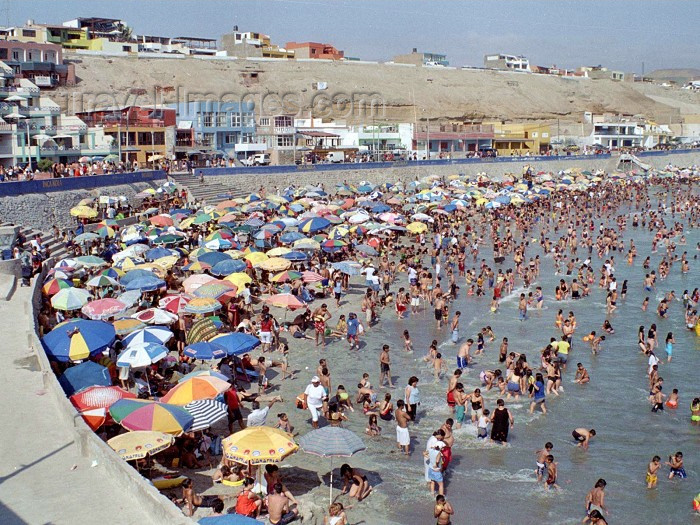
[426,117,430,160]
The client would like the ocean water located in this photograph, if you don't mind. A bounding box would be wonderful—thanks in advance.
[359,196,700,524]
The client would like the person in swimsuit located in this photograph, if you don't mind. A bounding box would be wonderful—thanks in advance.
[434,494,454,525]
[535,442,553,482]
[646,455,661,489]
[691,397,700,424]
[667,451,687,479]
[572,428,596,450]
[544,454,559,490]
[180,478,223,517]
[324,503,348,525]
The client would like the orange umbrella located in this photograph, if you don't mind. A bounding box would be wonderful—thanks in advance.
[160,376,231,405]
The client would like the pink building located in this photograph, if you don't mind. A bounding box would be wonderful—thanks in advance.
[285,42,344,60]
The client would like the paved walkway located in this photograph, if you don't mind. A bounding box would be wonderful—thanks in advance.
[0,286,164,525]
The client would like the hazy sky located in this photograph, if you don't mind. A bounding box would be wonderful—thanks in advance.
[7,0,699,72]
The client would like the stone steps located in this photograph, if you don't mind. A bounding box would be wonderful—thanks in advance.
[169,172,249,205]
[0,222,68,260]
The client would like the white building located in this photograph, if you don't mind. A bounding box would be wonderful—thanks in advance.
[484,53,530,71]
[590,117,672,149]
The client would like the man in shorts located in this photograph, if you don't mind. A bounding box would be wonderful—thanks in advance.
[572,427,596,450]
[395,400,411,455]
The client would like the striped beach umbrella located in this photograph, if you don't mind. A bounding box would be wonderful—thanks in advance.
[184,297,222,314]
[109,399,194,435]
[70,385,136,411]
[116,343,168,368]
[193,282,235,300]
[270,270,302,283]
[158,294,191,314]
[124,326,174,347]
[51,287,91,311]
[86,275,120,288]
[161,376,230,405]
[185,399,229,432]
[42,278,73,296]
[298,217,331,233]
[186,317,219,345]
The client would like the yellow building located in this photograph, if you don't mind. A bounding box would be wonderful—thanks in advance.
[105,126,168,166]
[486,121,551,156]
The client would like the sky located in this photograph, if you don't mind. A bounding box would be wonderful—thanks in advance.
[6,0,700,73]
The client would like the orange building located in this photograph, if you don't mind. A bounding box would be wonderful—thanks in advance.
[284,42,344,60]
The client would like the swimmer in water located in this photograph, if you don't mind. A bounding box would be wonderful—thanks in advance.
[535,442,553,483]
[574,363,590,384]
[646,456,661,489]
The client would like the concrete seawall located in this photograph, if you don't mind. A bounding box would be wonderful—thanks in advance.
[24,261,193,524]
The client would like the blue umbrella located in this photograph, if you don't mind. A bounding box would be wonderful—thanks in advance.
[58,361,111,395]
[370,203,390,213]
[116,343,168,368]
[280,232,305,244]
[121,269,158,286]
[211,332,261,356]
[184,341,228,361]
[197,252,230,267]
[281,251,308,262]
[357,184,373,194]
[210,259,247,276]
[199,514,263,525]
[123,326,174,347]
[443,204,457,212]
[332,261,362,275]
[145,247,173,261]
[42,319,116,362]
[125,275,166,292]
[298,217,331,233]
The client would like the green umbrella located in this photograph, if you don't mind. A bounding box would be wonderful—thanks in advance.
[74,255,107,267]
[193,213,214,225]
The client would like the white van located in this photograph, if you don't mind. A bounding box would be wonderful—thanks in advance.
[326,151,345,163]
[242,153,271,166]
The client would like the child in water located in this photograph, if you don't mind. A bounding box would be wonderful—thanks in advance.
[665,388,679,409]
[544,455,560,491]
[365,414,381,436]
[646,456,661,489]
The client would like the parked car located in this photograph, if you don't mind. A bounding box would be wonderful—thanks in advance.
[325,151,345,163]
[241,153,271,166]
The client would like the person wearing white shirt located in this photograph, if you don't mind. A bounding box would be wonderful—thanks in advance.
[424,431,445,482]
[246,397,281,427]
[303,376,327,429]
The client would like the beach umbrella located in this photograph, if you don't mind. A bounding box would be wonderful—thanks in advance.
[331,261,362,276]
[257,257,291,272]
[224,272,252,290]
[197,251,231,268]
[210,332,261,356]
[182,341,227,361]
[299,426,366,505]
[271,270,302,283]
[109,399,194,435]
[86,275,120,288]
[51,287,91,311]
[186,317,219,344]
[406,222,428,234]
[193,282,235,300]
[264,293,305,310]
[78,407,107,431]
[211,259,246,276]
[81,298,128,320]
[116,343,168,368]
[70,385,136,411]
[205,238,232,250]
[150,214,174,227]
[112,318,146,336]
[159,294,191,314]
[280,232,305,244]
[132,308,178,325]
[298,217,331,233]
[281,250,308,262]
[95,225,116,238]
[42,278,73,296]
[321,239,345,252]
[124,326,174,347]
[58,361,112,395]
[74,255,107,268]
[244,251,268,266]
[183,274,217,293]
[266,247,291,257]
[292,238,320,250]
[117,289,142,308]
[124,275,165,292]
[73,232,100,244]
[184,297,223,314]
[178,369,229,384]
[42,319,115,362]
[184,399,228,432]
[301,271,324,283]
[108,431,174,461]
[161,375,230,405]
[70,205,98,218]
[144,247,174,261]
[223,427,297,465]
[355,244,378,256]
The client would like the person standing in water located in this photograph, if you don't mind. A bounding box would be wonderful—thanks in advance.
[583,478,608,523]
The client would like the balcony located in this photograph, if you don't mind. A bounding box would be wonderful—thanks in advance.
[40,146,81,155]
[273,126,295,135]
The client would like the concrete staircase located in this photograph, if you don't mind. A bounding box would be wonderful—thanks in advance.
[0,222,69,260]
[169,172,250,206]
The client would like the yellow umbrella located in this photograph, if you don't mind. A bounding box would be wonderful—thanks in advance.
[152,255,180,270]
[179,217,196,229]
[406,222,428,234]
[225,249,244,259]
[113,318,146,336]
[107,431,174,461]
[257,257,291,271]
[224,272,252,289]
[70,205,98,218]
[223,427,298,465]
[267,247,291,257]
[244,252,269,266]
[160,376,231,405]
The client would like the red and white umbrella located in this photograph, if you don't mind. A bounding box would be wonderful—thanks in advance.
[302,271,324,283]
[81,298,128,320]
[70,385,136,411]
[159,294,191,314]
[132,308,178,325]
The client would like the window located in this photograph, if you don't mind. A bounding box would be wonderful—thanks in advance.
[230,113,241,127]
[224,133,237,144]
[242,112,255,127]
[202,112,214,127]
[201,133,215,146]
[137,132,152,145]
[274,116,293,128]
[153,132,165,145]
[11,49,22,61]
[216,113,228,127]
[542,132,549,138]
[0,49,6,59]
[240,132,254,143]
[22,29,36,38]
[259,117,270,126]
[277,135,293,147]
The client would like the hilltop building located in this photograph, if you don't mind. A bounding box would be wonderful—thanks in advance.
[393,48,448,66]
[221,28,294,58]
[285,42,343,60]
[484,53,530,71]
